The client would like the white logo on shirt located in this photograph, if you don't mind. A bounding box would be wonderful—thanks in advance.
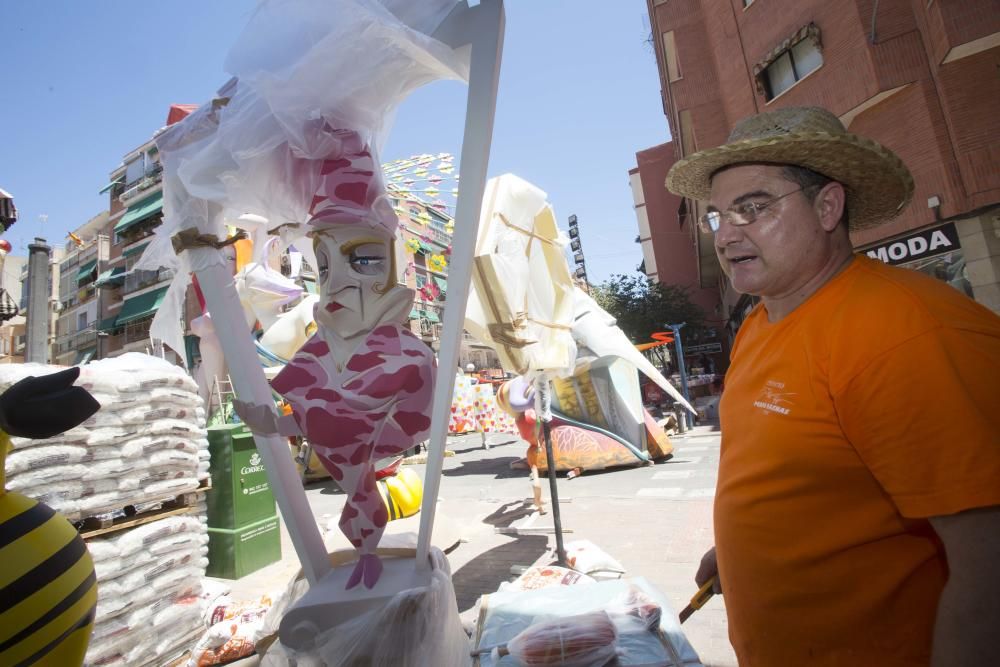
[754,380,796,415]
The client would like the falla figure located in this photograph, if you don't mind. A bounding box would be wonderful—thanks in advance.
[237,128,436,589]
[0,367,101,666]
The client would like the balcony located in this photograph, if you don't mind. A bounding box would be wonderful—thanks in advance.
[54,327,98,356]
[424,226,452,246]
[118,167,163,205]
[124,269,173,294]
[123,319,153,345]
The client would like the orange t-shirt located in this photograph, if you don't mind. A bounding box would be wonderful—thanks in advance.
[717,255,1000,666]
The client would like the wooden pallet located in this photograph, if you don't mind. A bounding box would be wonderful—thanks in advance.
[79,480,211,540]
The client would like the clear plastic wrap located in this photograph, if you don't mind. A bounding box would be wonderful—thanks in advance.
[139,0,469,358]
[474,578,703,667]
[465,174,577,378]
[261,547,469,667]
[493,611,618,667]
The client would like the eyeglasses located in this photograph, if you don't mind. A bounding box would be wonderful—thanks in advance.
[698,187,805,234]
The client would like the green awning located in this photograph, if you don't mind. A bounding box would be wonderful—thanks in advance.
[114,192,163,235]
[76,260,97,282]
[116,285,169,326]
[418,241,433,254]
[95,266,126,287]
[98,317,121,333]
[302,278,318,295]
[122,242,149,258]
[409,308,420,320]
[424,309,440,324]
[74,348,96,365]
[98,178,122,194]
[433,276,447,293]
[184,334,201,370]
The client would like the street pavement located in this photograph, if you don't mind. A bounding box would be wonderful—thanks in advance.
[225,424,737,667]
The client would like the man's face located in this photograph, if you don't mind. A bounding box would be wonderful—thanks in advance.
[313,226,392,338]
[709,165,831,298]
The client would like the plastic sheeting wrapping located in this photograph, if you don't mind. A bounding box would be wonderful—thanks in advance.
[473,578,703,667]
[466,174,577,378]
[261,547,469,667]
[138,0,470,359]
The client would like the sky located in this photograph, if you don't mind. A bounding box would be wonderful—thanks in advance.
[0,0,671,285]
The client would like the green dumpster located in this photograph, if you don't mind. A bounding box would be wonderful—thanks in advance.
[205,424,281,578]
[206,516,282,580]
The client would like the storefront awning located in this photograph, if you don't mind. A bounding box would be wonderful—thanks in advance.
[76,260,97,282]
[98,178,123,195]
[409,308,420,320]
[424,309,440,324]
[122,242,150,259]
[116,285,169,326]
[433,276,447,293]
[95,266,126,288]
[74,347,96,365]
[114,192,163,235]
[97,317,121,333]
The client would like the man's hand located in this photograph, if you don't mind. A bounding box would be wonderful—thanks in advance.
[233,399,280,436]
[696,546,723,594]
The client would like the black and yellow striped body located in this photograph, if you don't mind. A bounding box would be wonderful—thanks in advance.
[1,437,97,666]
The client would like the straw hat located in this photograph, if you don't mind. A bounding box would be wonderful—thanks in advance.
[666,106,913,230]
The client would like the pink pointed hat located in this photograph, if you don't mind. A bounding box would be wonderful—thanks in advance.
[304,128,398,236]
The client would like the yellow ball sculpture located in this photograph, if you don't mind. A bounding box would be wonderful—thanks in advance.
[0,367,100,666]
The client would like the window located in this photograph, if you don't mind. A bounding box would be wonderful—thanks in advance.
[78,312,88,331]
[125,157,145,186]
[662,31,682,82]
[756,24,823,101]
[679,109,695,156]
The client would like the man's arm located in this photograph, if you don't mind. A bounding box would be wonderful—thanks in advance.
[928,505,1000,667]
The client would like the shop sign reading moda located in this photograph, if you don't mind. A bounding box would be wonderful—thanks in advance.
[863,222,959,266]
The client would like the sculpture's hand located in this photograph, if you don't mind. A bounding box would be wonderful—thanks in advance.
[233,399,280,436]
[0,367,99,439]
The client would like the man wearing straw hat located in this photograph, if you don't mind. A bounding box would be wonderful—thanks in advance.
[666,106,1000,665]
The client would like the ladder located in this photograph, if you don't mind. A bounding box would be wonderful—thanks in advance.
[207,374,235,425]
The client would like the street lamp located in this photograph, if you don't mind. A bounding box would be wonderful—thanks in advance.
[667,322,692,428]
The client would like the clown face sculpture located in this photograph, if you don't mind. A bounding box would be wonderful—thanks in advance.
[270,131,436,589]
[312,221,409,343]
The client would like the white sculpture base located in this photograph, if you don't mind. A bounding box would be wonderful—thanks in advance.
[279,555,433,650]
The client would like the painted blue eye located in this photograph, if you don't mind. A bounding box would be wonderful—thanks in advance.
[349,253,384,276]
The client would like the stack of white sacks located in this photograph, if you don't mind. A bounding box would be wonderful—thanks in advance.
[0,353,212,666]
[85,512,210,666]
[3,353,210,519]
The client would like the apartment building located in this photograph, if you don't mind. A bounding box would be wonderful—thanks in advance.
[391,191,499,369]
[641,0,1000,346]
[0,254,28,364]
[52,212,110,365]
[97,117,177,363]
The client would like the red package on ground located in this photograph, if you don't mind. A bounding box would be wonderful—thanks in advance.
[503,610,618,667]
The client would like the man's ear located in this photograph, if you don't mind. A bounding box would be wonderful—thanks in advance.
[815,181,847,232]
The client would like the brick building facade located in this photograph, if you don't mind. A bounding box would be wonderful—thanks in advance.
[638,0,1000,346]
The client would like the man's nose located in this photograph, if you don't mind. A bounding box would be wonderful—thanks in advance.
[713,216,745,250]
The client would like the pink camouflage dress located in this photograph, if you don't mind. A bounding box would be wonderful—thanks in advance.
[271,324,436,589]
